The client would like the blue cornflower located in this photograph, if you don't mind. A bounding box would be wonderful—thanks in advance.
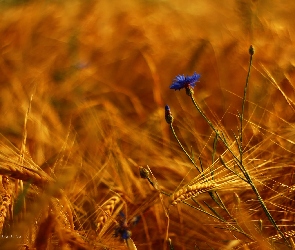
[170,72,201,90]
[114,212,131,240]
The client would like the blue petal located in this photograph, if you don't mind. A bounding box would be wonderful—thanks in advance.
[170,82,182,90]
[170,72,201,90]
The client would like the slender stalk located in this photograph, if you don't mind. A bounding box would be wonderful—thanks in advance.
[239,46,289,246]
[240,45,254,162]
[210,133,218,179]
[188,89,219,136]
[169,123,201,173]
[219,156,248,183]
[183,199,252,239]
[214,191,248,236]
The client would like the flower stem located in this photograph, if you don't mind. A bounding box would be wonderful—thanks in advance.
[240,45,254,162]
[169,123,201,173]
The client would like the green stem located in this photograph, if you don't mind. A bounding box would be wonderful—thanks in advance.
[240,45,254,162]
[169,123,201,173]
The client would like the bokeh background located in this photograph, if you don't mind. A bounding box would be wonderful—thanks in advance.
[1,0,295,249]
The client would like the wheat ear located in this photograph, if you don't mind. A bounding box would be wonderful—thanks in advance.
[96,196,122,236]
[0,164,54,187]
[0,191,11,233]
[0,176,12,233]
[170,181,217,205]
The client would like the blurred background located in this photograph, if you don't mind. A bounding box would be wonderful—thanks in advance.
[0,0,295,249]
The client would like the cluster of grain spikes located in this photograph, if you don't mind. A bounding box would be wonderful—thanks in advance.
[0,140,93,249]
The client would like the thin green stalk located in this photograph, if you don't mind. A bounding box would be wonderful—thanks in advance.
[210,133,218,179]
[219,156,248,183]
[186,199,252,240]
[169,123,201,173]
[188,90,218,135]
[232,130,242,156]
[240,45,254,162]
[203,200,225,221]
[214,191,247,235]
[239,46,289,246]
[189,93,242,166]
[191,196,251,240]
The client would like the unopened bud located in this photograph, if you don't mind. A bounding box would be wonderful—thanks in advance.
[139,166,150,179]
[249,45,254,56]
[165,105,174,124]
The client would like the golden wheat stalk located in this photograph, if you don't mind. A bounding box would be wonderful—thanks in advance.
[51,197,74,230]
[0,176,12,233]
[0,164,54,187]
[96,196,122,237]
[170,181,218,205]
[170,173,249,206]
[0,192,11,233]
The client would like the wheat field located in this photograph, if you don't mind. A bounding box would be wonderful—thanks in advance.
[0,0,295,249]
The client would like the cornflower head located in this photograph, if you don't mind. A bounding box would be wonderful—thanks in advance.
[114,211,140,241]
[165,105,174,124]
[114,211,131,240]
[170,72,200,95]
